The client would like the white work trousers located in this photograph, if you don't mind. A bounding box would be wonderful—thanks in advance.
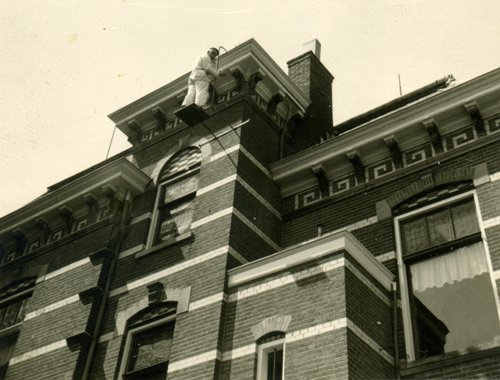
[182,78,210,107]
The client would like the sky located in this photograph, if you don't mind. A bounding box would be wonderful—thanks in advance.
[1,0,499,217]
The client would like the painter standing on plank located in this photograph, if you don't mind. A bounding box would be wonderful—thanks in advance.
[181,48,229,108]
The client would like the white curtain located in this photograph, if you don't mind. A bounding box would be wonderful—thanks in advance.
[411,242,488,292]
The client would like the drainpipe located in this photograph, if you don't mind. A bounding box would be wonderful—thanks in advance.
[81,190,132,380]
[391,282,401,380]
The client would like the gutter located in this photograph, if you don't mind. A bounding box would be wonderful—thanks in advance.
[333,75,454,135]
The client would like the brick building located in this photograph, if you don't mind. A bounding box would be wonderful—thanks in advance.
[1,39,500,379]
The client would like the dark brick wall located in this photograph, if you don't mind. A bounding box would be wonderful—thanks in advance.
[287,51,334,152]
[347,330,394,380]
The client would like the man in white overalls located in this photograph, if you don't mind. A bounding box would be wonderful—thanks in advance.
[182,48,228,108]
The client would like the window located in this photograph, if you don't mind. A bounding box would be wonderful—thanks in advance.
[120,302,177,379]
[257,332,285,380]
[147,147,201,248]
[396,193,500,360]
[0,277,35,377]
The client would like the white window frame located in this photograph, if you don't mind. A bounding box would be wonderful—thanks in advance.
[394,189,500,361]
[257,337,285,380]
[146,166,199,249]
[118,314,176,379]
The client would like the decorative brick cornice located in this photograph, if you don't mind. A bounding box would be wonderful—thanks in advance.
[347,151,365,184]
[423,118,443,154]
[464,101,486,137]
[271,67,500,190]
[0,159,150,236]
[383,135,403,169]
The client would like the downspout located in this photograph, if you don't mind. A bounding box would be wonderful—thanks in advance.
[81,190,133,380]
[391,282,401,380]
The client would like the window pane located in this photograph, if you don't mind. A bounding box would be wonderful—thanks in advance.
[156,203,194,243]
[0,302,21,329]
[451,201,479,238]
[0,306,6,327]
[267,348,283,380]
[409,243,500,358]
[426,208,454,246]
[15,298,29,324]
[163,176,199,204]
[403,218,429,254]
[128,323,174,372]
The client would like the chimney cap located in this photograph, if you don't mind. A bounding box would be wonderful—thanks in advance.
[303,39,321,59]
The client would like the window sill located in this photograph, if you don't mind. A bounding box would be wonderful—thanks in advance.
[123,360,168,379]
[135,232,193,259]
[0,323,21,338]
[401,343,500,376]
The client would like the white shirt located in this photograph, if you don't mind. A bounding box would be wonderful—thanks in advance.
[189,54,219,83]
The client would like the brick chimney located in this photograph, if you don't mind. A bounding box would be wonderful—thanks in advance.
[287,39,334,152]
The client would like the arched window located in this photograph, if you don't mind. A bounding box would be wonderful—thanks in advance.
[0,277,36,377]
[147,147,201,248]
[119,302,177,379]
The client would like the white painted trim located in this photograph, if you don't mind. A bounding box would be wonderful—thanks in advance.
[228,230,394,290]
[189,292,225,312]
[202,120,250,145]
[37,258,90,283]
[256,338,285,380]
[228,246,248,264]
[345,261,390,307]
[118,244,145,259]
[376,251,396,263]
[287,318,347,343]
[494,270,500,281]
[484,216,500,229]
[130,212,152,225]
[222,344,256,361]
[9,339,67,365]
[219,318,393,366]
[228,257,345,302]
[233,209,281,251]
[344,235,395,290]
[394,210,415,360]
[490,171,500,182]
[346,319,394,364]
[210,144,240,162]
[197,175,237,196]
[227,255,390,307]
[191,207,234,229]
[98,331,114,344]
[109,246,228,297]
[318,216,378,238]
[473,191,500,331]
[240,146,272,179]
[237,175,281,219]
[24,294,80,321]
[168,349,220,373]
